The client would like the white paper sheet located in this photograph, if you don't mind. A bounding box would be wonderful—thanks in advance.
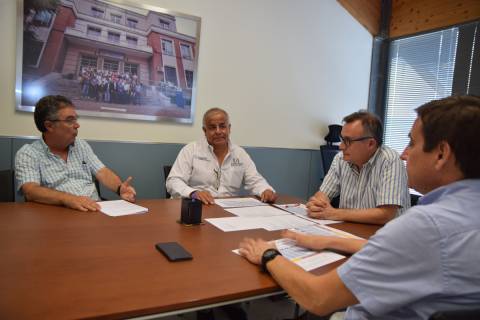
[274,203,340,225]
[214,197,268,208]
[294,224,364,239]
[226,205,289,218]
[233,238,345,272]
[205,217,264,232]
[99,200,148,217]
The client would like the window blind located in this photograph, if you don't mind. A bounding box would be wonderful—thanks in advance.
[383,28,458,154]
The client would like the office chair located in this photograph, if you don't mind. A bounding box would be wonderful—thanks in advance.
[429,308,480,320]
[93,175,107,201]
[410,193,420,206]
[163,165,172,198]
[320,145,340,208]
[0,169,15,202]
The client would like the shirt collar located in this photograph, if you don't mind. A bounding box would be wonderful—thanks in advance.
[418,179,480,205]
[346,146,382,171]
[40,135,76,155]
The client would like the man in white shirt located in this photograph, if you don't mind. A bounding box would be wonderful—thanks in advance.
[166,108,276,204]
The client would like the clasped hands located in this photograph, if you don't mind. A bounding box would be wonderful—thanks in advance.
[306,192,338,220]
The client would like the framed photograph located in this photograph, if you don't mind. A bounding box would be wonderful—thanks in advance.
[16,0,201,123]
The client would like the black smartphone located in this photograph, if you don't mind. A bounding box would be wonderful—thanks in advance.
[155,242,193,261]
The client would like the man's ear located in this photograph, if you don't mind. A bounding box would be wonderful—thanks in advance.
[202,126,206,134]
[44,120,54,132]
[434,141,453,170]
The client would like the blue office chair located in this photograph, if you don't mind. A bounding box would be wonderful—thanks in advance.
[0,169,15,202]
[163,165,172,198]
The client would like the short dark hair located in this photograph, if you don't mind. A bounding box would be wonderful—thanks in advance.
[416,95,480,179]
[343,110,383,146]
[34,95,73,132]
[202,108,229,127]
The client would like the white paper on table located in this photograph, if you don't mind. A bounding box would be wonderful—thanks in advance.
[233,238,345,272]
[226,205,289,218]
[214,197,268,208]
[294,224,364,239]
[274,203,340,225]
[99,200,148,217]
[261,215,316,231]
[206,217,264,232]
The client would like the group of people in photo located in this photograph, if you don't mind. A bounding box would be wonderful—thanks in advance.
[79,67,144,105]
[12,94,480,319]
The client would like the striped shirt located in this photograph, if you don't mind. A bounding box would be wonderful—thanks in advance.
[320,145,410,214]
[15,138,105,200]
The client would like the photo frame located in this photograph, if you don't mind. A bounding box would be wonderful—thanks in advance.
[16,0,201,123]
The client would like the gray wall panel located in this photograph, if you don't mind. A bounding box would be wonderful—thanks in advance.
[0,137,12,170]
[89,141,184,200]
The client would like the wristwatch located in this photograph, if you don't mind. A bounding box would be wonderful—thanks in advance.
[261,248,282,273]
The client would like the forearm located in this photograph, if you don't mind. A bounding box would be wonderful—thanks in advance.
[322,237,366,254]
[166,177,195,198]
[332,207,397,225]
[267,257,356,315]
[95,167,121,193]
[22,184,71,206]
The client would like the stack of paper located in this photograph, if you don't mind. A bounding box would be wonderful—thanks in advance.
[99,200,148,217]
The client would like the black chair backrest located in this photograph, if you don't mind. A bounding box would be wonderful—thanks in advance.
[163,165,172,199]
[430,308,480,320]
[0,169,15,202]
[320,145,340,176]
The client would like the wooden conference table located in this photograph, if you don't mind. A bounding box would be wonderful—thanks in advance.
[0,196,380,319]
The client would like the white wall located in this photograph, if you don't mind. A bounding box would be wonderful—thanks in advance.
[0,0,372,149]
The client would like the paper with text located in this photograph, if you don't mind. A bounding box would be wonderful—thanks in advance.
[214,197,268,208]
[226,205,289,218]
[99,200,148,217]
[274,203,339,225]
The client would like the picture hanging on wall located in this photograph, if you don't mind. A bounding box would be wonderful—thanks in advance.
[16,0,201,123]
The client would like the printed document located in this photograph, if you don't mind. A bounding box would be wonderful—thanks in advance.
[274,203,339,225]
[233,238,345,271]
[99,200,148,217]
[215,197,268,208]
[226,205,289,218]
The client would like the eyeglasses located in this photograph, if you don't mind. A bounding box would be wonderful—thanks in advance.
[214,168,222,190]
[340,135,373,147]
[50,117,79,126]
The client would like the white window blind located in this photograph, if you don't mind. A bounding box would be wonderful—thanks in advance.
[384,28,459,154]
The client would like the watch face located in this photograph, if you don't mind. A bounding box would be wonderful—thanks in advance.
[263,249,279,260]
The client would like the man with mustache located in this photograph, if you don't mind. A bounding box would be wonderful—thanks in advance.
[167,107,276,205]
[15,95,136,211]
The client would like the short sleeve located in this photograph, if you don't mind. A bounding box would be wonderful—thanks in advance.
[14,146,41,190]
[337,209,443,316]
[319,153,341,199]
[79,140,105,175]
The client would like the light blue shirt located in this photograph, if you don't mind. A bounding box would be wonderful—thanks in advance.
[320,145,410,213]
[15,138,105,200]
[338,179,480,319]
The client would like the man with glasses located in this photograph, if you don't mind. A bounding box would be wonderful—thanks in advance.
[239,95,480,320]
[15,95,136,211]
[307,110,410,224]
[166,107,276,205]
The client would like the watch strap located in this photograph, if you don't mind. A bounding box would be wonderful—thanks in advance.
[261,248,282,273]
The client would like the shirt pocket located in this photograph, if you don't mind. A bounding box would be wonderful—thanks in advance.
[69,158,93,181]
[225,166,244,188]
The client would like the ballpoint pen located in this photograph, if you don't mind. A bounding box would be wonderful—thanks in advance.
[284,203,301,208]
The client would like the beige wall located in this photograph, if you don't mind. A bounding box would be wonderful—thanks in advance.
[0,0,372,149]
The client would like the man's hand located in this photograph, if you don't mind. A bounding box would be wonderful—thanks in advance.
[239,238,275,265]
[261,189,277,203]
[119,176,136,202]
[306,192,339,220]
[62,194,100,212]
[282,230,330,251]
[192,190,215,205]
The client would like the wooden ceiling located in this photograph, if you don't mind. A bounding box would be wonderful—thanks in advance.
[338,0,480,38]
